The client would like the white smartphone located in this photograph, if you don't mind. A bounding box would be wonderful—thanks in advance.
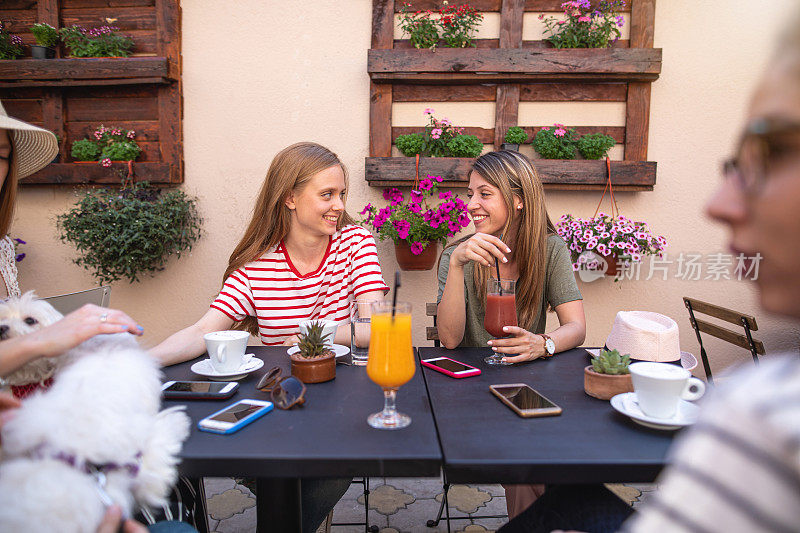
[489,383,562,418]
[197,399,273,435]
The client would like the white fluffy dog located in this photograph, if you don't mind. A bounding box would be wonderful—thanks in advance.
[0,291,65,391]
[0,293,191,532]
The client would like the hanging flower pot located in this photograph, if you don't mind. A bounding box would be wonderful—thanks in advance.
[395,241,438,271]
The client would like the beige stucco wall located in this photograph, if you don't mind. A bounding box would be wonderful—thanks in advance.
[13,0,800,374]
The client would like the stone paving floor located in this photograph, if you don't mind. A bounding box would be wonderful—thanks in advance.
[204,476,658,533]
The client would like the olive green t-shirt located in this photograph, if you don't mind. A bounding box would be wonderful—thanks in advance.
[436,234,582,348]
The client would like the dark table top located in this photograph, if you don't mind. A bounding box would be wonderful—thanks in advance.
[419,346,676,484]
[164,347,441,479]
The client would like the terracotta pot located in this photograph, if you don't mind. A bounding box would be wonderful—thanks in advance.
[602,253,619,277]
[290,352,335,384]
[583,365,633,400]
[395,241,438,271]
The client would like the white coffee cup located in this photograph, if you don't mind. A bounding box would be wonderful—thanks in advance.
[629,362,706,419]
[298,319,337,348]
[204,330,250,374]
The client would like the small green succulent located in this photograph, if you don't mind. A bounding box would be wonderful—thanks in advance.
[591,348,630,375]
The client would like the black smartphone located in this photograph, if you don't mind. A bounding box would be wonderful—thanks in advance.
[489,383,562,418]
[162,381,239,400]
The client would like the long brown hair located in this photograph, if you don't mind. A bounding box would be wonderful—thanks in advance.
[0,136,19,237]
[470,151,555,330]
[223,142,354,335]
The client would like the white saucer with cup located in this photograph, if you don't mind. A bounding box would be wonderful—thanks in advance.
[629,362,706,420]
[203,330,251,374]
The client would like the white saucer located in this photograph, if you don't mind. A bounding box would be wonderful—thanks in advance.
[190,354,264,381]
[287,344,350,358]
[610,392,700,431]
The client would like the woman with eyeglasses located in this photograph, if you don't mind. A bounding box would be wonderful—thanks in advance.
[500,11,800,533]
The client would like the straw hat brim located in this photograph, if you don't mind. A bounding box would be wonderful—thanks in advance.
[1,114,59,179]
[585,348,698,371]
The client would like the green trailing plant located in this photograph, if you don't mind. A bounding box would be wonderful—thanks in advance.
[297,321,333,359]
[398,3,439,49]
[504,126,528,145]
[0,22,23,59]
[533,124,578,159]
[591,348,630,375]
[446,134,483,157]
[56,182,202,284]
[71,139,101,161]
[540,0,625,49]
[439,3,483,48]
[577,133,616,160]
[59,25,134,57]
[31,22,59,47]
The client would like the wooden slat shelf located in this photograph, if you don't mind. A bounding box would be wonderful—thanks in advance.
[24,162,175,185]
[0,58,177,88]
[365,157,656,191]
[368,48,662,84]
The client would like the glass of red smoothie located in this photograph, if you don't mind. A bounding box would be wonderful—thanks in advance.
[484,278,518,366]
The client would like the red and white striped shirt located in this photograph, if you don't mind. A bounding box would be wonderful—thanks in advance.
[211,225,389,346]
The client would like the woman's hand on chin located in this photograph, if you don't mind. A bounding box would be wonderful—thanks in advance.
[486,326,546,363]
[450,233,511,268]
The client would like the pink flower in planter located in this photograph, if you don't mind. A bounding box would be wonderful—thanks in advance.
[100,158,112,167]
[596,243,609,256]
[448,220,461,234]
[424,108,435,115]
[410,189,424,204]
[431,128,443,140]
[419,178,434,191]
[554,128,567,137]
[410,241,425,255]
[393,219,411,239]
[578,15,590,22]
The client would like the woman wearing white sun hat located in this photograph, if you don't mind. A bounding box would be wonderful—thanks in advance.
[0,100,59,298]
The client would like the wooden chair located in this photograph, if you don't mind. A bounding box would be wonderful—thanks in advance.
[683,297,765,383]
[42,286,111,315]
[427,302,440,347]
[425,303,506,531]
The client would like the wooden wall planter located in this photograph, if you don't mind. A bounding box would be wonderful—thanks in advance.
[0,0,182,185]
[367,0,660,191]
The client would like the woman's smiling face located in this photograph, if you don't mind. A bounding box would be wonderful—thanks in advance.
[466,171,510,237]
[285,165,346,238]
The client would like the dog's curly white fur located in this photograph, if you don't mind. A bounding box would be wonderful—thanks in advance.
[0,291,64,387]
[0,294,190,532]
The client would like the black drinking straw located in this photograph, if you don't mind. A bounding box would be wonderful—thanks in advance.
[391,270,401,320]
[494,257,503,295]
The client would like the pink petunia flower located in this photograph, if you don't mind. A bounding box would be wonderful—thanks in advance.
[431,128,442,140]
[554,128,567,137]
[424,108,435,115]
[410,242,425,255]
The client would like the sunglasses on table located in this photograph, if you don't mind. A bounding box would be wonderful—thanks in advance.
[256,366,306,409]
[723,117,800,194]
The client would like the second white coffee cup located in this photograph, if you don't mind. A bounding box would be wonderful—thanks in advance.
[204,330,250,374]
[629,362,705,419]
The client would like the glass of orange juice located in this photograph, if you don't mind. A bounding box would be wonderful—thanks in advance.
[366,301,415,429]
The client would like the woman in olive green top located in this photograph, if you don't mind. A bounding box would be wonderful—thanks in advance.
[437,150,586,363]
[436,150,587,520]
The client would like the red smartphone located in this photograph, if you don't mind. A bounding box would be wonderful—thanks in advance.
[421,356,481,378]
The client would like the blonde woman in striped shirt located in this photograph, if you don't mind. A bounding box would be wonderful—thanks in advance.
[151,142,388,366]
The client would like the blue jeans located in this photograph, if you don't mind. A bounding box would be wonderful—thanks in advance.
[498,484,633,533]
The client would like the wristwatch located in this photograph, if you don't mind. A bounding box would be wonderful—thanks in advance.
[539,334,556,357]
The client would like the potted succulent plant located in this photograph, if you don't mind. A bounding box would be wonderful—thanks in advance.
[359,176,470,271]
[290,321,336,384]
[31,23,58,59]
[584,348,633,400]
[501,126,528,151]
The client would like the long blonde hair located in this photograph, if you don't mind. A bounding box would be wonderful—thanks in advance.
[223,142,354,335]
[0,133,19,237]
[470,151,555,330]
